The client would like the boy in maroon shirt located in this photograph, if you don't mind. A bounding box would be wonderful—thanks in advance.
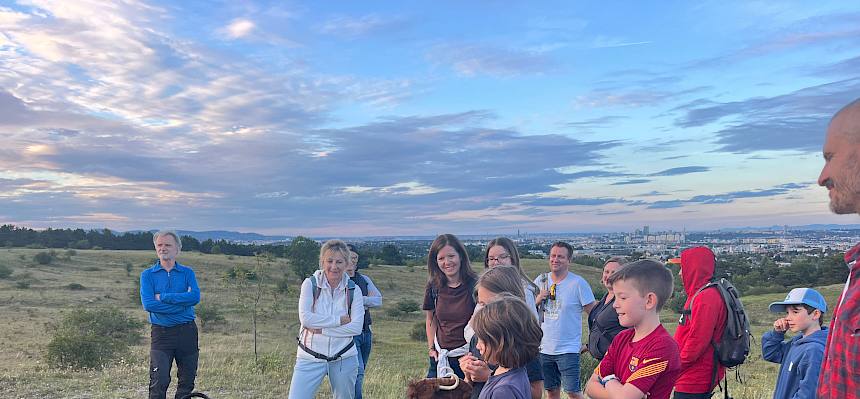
[585,259,681,399]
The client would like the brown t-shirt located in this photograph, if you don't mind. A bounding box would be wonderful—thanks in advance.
[422,280,476,350]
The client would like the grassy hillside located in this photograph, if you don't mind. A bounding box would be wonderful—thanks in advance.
[0,249,843,398]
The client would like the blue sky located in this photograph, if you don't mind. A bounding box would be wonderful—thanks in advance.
[1,1,859,236]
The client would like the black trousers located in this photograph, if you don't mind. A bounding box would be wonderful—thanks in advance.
[149,322,199,399]
[674,392,713,399]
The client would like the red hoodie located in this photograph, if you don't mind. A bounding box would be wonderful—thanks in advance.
[673,246,727,394]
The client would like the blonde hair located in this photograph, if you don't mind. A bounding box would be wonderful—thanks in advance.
[319,239,350,269]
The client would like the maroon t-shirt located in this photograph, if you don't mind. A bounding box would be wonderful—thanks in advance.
[597,325,681,399]
[422,281,476,350]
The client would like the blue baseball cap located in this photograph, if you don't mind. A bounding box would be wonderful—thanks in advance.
[768,288,827,314]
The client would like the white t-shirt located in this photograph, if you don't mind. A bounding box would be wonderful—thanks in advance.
[534,271,595,355]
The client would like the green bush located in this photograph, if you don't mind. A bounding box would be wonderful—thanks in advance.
[409,321,425,341]
[66,283,86,290]
[396,299,421,314]
[0,264,12,279]
[34,251,53,265]
[225,266,257,280]
[196,303,226,331]
[65,249,77,257]
[45,307,143,369]
[15,280,31,289]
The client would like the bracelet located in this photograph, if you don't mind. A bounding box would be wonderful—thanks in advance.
[600,374,618,387]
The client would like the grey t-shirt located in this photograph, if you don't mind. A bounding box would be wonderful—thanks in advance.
[478,367,530,399]
[534,272,596,354]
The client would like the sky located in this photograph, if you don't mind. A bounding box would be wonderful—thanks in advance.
[1,1,859,236]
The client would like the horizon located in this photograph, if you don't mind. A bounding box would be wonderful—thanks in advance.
[2,2,860,235]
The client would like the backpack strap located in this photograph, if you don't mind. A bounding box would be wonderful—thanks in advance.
[346,278,356,317]
[311,275,356,317]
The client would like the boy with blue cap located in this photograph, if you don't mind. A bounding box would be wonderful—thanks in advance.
[761,288,829,399]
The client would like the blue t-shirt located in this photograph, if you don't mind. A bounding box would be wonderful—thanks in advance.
[479,367,530,399]
[534,271,595,355]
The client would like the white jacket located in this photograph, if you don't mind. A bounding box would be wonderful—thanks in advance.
[296,270,365,362]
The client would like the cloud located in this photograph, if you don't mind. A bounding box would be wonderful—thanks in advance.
[565,115,628,130]
[590,36,651,49]
[574,86,709,108]
[649,166,709,176]
[612,179,651,185]
[675,78,860,153]
[428,43,555,77]
[646,182,812,209]
[318,14,408,38]
[223,18,256,39]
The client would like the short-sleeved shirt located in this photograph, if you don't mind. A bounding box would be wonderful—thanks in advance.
[478,367,531,399]
[596,325,681,399]
[422,280,476,349]
[533,272,595,355]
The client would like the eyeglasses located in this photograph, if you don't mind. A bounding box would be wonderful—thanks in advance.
[487,253,511,263]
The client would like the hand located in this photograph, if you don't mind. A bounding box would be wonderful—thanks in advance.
[581,345,589,354]
[460,354,491,382]
[155,294,161,301]
[773,318,789,332]
[340,315,351,325]
[536,289,548,303]
[428,348,438,361]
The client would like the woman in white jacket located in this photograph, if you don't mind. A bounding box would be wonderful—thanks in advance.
[288,240,365,399]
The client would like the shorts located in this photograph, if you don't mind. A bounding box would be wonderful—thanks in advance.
[541,352,581,393]
[525,356,544,382]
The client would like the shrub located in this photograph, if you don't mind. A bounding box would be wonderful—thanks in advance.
[34,251,53,265]
[409,321,425,341]
[125,262,133,277]
[15,280,31,289]
[225,266,257,280]
[45,307,143,369]
[65,249,77,257]
[396,299,421,314]
[276,278,292,295]
[66,283,86,291]
[0,264,12,279]
[196,303,226,331]
[386,307,404,318]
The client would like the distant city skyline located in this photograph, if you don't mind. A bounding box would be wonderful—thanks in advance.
[1,1,859,235]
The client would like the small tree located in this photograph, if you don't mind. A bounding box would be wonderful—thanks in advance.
[286,236,320,279]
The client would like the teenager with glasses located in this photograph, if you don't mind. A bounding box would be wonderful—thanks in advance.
[478,237,544,398]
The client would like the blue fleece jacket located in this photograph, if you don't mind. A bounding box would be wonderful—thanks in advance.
[761,327,828,399]
[140,261,200,327]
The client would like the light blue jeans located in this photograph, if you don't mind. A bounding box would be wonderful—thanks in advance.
[353,330,372,399]
[288,355,358,399]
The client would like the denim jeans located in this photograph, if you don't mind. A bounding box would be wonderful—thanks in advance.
[353,330,372,399]
[149,322,199,399]
[540,352,581,393]
[288,355,359,399]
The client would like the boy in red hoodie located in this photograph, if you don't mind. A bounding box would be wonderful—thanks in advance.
[672,246,726,398]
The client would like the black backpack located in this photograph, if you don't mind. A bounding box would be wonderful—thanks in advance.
[683,278,751,399]
[684,278,751,368]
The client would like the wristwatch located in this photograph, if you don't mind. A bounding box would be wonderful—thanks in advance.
[600,374,618,387]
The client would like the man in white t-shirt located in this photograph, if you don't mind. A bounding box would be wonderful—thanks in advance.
[534,241,597,399]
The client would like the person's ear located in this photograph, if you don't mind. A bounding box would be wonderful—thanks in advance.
[645,292,658,310]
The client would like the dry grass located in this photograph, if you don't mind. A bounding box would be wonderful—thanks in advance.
[0,249,842,398]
